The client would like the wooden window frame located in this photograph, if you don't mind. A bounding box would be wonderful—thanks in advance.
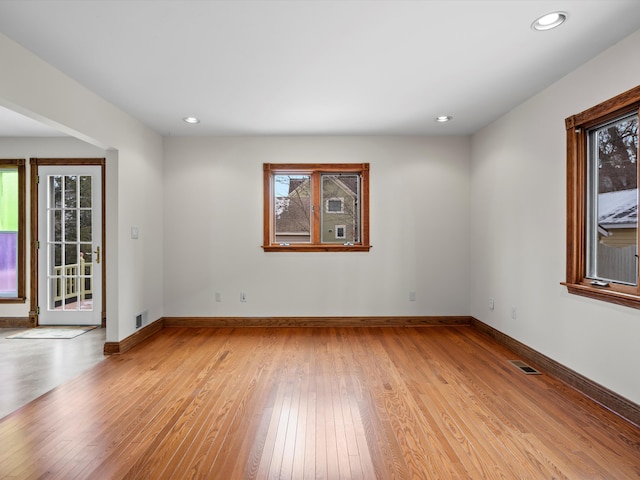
[0,159,26,303]
[263,163,370,252]
[563,85,640,309]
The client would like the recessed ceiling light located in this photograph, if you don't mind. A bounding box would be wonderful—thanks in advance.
[183,116,200,124]
[435,115,453,123]
[531,12,567,31]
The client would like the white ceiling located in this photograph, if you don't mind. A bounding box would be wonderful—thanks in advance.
[0,0,639,137]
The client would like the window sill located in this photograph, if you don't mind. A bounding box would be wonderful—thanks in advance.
[0,297,27,304]
[262,244,371,252]
[562,282,640,309]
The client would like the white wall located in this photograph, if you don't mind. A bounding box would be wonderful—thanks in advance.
[0,33,164,342]
[470,30,640,404]
[163,136,471,317]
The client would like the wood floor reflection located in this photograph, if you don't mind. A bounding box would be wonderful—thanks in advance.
[0,326,106,419]
[0,326,638,479]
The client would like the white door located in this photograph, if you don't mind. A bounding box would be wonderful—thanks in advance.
[38,165,102,325]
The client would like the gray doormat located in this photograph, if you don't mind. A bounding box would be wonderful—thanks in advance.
[7,326,97,339]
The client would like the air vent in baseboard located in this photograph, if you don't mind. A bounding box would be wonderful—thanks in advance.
[135,310,148,329]
[509,359,541,375]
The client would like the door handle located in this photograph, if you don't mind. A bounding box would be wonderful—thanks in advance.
[94,246,101,264]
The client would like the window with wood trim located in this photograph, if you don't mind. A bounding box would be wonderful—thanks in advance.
[564,85,640,309]
[263,163,370,252]
[0,159,26,302]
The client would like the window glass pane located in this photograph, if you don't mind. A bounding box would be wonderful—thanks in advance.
[0,169,18,231]
[274,174,311,243]
[49,243,62,275]
[49,278,61,310]
[64,293,79,311]
[65,243,78,266]
[50,209,62,242]
[64,175,77,208]
[80,210,92,242]
[60,254,79,310]
[321,174,360,243]
[49,175,62,208]
[0,232,17,297]
[587,114,638,285]
[79,243,93,311]
[79,176,92,208]
[0,168,18,297]
[80,243,93,265]
[65,210,78,242]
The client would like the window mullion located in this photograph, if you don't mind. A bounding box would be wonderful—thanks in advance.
[311,172,321,244]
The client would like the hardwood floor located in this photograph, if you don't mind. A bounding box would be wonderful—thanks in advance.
[0,326,639,479]
[0,327,106,419]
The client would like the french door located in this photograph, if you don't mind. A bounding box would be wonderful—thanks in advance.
[37,165,102,325]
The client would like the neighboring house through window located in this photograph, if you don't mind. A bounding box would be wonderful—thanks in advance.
[0,159,26,302]
[263,163,370,252]
[564,85,639,308]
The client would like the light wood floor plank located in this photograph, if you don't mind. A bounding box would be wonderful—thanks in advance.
[1,326,639,479]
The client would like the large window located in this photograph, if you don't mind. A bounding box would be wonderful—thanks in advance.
[565,86,640,308]
[263,163,370,252]
[0,159,26,302]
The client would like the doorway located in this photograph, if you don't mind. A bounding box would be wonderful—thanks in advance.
[31,159,105,326]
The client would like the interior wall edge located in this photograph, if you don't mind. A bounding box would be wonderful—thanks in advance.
[103,317,164,355]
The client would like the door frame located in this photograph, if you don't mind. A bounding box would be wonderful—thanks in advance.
[29,158,106,327]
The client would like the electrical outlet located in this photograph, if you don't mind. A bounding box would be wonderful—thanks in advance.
[511,307,517,320]
[240,292,247,303]
[215,292,221,302]
[489,297,495,310]
[409,291,416,302]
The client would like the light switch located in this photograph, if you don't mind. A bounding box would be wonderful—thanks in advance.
[131,226,139,239]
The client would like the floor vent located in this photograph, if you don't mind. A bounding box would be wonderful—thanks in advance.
[509,360,541,375]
